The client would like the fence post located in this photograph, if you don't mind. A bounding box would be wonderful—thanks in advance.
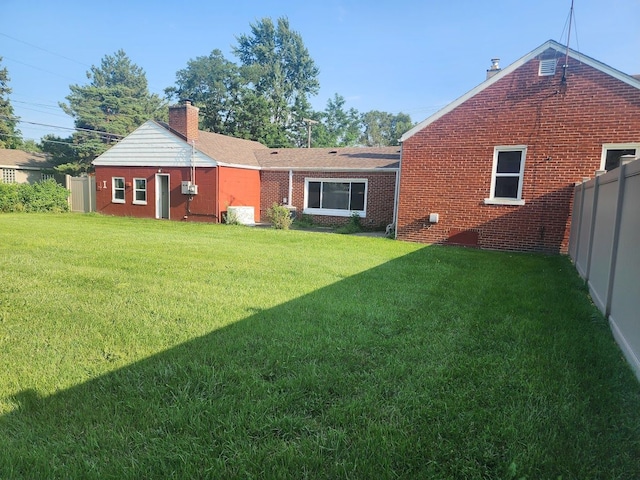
[604,156,633,316]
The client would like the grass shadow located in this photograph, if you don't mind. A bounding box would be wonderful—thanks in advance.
[1,246,640,479]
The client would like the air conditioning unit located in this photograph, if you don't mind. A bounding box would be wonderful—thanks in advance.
[181,181,198,195]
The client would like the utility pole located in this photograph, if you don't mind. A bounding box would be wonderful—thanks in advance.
[302,118,318,148]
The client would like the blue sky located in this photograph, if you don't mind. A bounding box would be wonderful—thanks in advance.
[3,0,640,141]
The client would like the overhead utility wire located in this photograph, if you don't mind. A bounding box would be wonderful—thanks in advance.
[0,32,91,67]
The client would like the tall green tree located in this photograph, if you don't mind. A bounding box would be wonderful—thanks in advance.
[165,49,243,134]
[360,111,414,146]
[54,50,165,172]
[233,17,320,146]
[311,94,362,147]
[0,56,22,149]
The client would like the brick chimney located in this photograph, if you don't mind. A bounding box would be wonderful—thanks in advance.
[168,99,199,142]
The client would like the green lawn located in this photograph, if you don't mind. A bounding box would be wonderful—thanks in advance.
[1,213,639,479]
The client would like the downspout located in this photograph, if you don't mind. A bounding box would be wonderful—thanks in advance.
[392,143,403,239]
[288,170,293,207]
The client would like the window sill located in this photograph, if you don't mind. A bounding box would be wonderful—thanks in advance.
[133,201,147,206]
[303,208,366,217]
[483,198,525,206]
[112,199,125,204]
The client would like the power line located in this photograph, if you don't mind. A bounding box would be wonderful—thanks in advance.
[0,31,91,67]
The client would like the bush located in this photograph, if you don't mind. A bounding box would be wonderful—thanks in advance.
[293,214,314,229]
[266,203,293,230]
[223,209,241,225]
[335,211,363,234]
[0,180,69,213]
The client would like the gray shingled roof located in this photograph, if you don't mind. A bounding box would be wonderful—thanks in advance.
[0,149,53,168]
[255,146,400,170]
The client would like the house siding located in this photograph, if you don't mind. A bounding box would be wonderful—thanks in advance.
[261,170,396,229]
[398,56,640,253]
[95,166,219,222]
[218,166,261,223]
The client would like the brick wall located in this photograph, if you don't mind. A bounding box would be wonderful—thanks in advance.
[94,165,218,222]
[260,170,397,229]
[168,101,199,142]
[398,55,640,253]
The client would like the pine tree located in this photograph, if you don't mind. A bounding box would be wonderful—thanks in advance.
[0,56,22,149]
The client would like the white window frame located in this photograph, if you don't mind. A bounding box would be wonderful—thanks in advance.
[41,173,55,181]
[2,168,16,184]
[303,178,368,217]
[112,177,125,204]
[600,143,639,171]
[484,146,527,206]
[133,177,147,205]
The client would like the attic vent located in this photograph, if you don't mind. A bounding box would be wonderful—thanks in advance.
[539,58,557,76]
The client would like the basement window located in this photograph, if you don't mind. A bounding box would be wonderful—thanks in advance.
[484,146,527,206]
[112,177,125,203]
[601,143,639,171]
[304,178,367,217]
[133,178,147,205]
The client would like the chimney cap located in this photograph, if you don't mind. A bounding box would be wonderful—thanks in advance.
[180,98,193,106]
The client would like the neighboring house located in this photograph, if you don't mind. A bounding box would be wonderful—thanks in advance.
[92,101,399,227]
[0,149,60,184]
[256,147,399,229]
[396,39,640,253]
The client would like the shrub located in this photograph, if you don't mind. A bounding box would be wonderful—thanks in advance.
[266,203,293,230]
[223,209,241,225]
[335,211,362,234]
[293,214,314,229]
[0,180,69,213]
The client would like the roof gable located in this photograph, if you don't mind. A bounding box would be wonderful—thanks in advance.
[93,120,217,168]
[400,39,640,142]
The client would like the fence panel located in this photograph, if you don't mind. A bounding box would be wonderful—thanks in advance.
[569,158,640,381]
[66,175,96,213]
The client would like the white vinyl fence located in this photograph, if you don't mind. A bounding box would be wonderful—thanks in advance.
[569,156,640,381]
[66,175,96,213]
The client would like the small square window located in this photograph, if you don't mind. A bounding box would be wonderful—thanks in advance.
[2,168,16,184]
[601,144,639,171]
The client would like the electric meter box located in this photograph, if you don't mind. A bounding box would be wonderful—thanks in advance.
[181,181,198,195]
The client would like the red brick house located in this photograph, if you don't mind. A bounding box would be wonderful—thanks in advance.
[93,101,399,227]
[396,40,640,253]
[256,147,399,229]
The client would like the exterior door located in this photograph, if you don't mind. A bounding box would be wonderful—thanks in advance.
[156,174,170,219]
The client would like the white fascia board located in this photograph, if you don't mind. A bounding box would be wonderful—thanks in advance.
[400,40,640,143]
[215,162,261,170]
[259,167,398,172]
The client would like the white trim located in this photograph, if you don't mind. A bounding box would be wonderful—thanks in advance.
[112,176,125,204]
[303,177,368,217]
[486,146,527,203]
[600,143,640,171]
[260,167,398,172]
[400,39,640,143]
[132,177,147,205]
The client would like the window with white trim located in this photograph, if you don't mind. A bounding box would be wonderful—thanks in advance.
[41,173,55,181]
[484,146,527,205]
[2,168,16,184]
[304,178,367,216]
[600,143,639,171]
[133,178,147,205]
[112,177,125,203]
